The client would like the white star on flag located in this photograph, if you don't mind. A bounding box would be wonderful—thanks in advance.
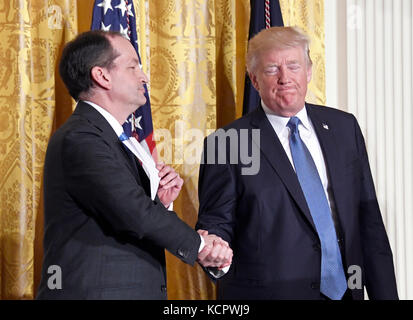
[134,116,142,130]
[97,0,113,15]
[115,0,128,17]
[126,3,134,17]
[119,24,130,40]
[101,22,111,31]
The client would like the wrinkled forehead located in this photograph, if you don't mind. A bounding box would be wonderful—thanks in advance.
[258,46,307,64]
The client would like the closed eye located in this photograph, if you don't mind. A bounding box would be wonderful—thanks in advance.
[287,64,300,71]
[264,66,279,75]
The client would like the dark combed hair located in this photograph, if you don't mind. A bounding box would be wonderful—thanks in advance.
[59,30,122,100]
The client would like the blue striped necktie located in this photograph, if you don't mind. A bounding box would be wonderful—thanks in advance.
[287,116,347,300]
[119,132,128,141]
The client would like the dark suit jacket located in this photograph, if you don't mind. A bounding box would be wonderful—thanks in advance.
[196,103,398,300]
[37,101,200,299]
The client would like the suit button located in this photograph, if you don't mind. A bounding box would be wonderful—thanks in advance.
[311,282,320,290]
[161,285,167,292]
[177,249,187,258]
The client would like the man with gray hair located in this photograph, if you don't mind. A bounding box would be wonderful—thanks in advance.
[196,26,398,300]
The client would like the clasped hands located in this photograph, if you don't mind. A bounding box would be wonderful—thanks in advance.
[197,229,233,270]
[155,164,233,269]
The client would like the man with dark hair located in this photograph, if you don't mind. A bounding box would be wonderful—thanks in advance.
[58,31,121,100]
[196,26,398,300]
[37,30,232,299]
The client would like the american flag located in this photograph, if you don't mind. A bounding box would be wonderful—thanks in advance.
[91,0,157,159]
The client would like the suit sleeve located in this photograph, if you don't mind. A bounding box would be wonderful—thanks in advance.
[62,128,200,265]
[353,116,398,299]
[196,135,237,246]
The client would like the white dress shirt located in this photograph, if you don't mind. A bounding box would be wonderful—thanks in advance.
[261,101,337,216]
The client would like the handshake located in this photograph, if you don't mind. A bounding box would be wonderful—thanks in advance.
[196,229,233,270]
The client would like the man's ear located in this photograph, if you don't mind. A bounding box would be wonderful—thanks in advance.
[249,72,259,91]
[90,66,111,90]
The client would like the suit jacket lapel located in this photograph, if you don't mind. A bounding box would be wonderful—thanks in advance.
[306,104,347,233]
[250,106,317,232]
[306,104,342,195]
[73,101,146,190]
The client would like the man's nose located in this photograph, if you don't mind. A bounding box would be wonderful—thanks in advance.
[139,69,149,84]
[277,66,289,84]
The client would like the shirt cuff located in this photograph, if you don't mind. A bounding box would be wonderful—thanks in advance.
[198,234,205,253]
[208,265,230,278]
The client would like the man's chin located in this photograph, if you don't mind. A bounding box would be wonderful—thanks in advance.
[277,92,297,102]
[277,97,299,109]
[136,98,147,107]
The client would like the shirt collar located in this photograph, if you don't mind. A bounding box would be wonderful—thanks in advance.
[82,100,125,138]
[261,100,311,134]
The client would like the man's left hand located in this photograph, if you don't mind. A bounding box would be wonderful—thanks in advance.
[156,162,183,208]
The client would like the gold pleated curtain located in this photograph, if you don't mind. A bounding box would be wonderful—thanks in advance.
[146,0,250,299]
[0,0,78,299]
[0,0,324,299]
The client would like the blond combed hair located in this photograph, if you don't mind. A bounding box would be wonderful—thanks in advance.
[246,26,312,73]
